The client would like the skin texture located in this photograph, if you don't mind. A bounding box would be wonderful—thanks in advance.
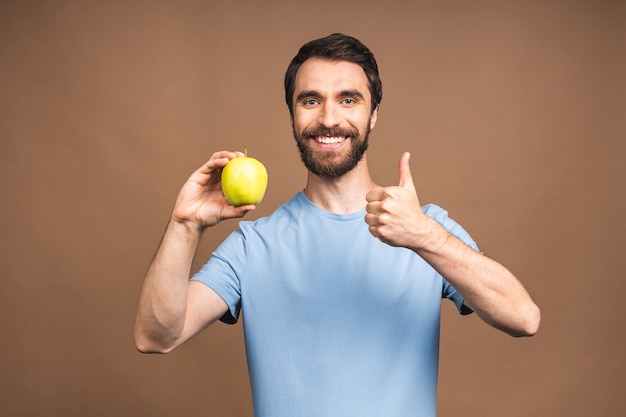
[134,58,540,354]
[291,58,375,181]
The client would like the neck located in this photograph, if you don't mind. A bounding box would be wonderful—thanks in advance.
[303,153,378,214]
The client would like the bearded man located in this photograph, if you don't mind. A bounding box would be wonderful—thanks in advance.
[135,33,540,417]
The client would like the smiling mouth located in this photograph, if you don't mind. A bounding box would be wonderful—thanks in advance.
[315,136,347,144]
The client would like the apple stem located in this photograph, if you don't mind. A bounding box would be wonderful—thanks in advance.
[244,146,248,157]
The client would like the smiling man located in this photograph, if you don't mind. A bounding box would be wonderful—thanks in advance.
[135,33,540,417]
[291,58,377,181]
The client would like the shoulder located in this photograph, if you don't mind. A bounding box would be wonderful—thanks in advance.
[422,203,449,219]
[422,203,458,228]
[237,191,306,236]
[422,203,479,251]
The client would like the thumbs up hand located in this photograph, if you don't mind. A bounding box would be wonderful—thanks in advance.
[397,151,417,192]
[365,152,435,249]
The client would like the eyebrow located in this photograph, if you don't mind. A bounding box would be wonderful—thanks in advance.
[296,89,366,102]
[296,90,322,102]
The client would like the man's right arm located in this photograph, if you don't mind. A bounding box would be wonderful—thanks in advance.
[134,151,255,353]
[134,219,228,353]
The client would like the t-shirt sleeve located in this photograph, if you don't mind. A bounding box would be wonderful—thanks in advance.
[423,204,479,315]
[190,228,247,324]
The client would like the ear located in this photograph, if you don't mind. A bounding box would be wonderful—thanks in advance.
[369,106,379,130]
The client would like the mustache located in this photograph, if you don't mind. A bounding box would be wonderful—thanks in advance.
[301,126,358,139]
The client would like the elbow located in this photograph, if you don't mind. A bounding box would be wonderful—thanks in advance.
[135,340,169,354]
[523,303,542,337]
[511,303,541,338]
[134,329,176,354]
[134,338,165,354]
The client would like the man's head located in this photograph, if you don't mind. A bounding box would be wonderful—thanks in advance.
[285,34,383,179]
[284,33,383,117]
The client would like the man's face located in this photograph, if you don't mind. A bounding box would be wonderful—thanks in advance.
[291,58,378,179]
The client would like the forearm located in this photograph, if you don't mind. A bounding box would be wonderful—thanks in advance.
[413,219,541,337]
[134,218,203,352]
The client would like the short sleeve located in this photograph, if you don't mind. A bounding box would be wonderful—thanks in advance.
[190,228,247,324]
[423,204,479,315]
[423,204,480,252]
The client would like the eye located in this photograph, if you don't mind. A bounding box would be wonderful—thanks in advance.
[303,99,318,106]
[342,98,356,105]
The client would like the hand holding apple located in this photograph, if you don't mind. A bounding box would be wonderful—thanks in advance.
[221,148,268,206]
[171,150,255,230]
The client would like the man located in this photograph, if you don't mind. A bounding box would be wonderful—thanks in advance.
[135,33,540,416]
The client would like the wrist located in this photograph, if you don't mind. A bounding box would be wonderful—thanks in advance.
[168,215,207,236]
[413,217,451,254]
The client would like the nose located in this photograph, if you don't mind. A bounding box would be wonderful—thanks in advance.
[319,102,341,128]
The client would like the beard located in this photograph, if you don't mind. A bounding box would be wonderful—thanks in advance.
[293,121,372,180]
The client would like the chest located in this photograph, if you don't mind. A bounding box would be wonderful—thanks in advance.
[241,218,443,321]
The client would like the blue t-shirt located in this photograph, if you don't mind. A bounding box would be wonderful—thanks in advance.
[192,191,478,417]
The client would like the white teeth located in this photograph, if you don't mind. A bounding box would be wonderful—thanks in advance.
[316,136,345,144]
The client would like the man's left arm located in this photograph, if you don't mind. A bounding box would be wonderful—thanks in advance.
[365,152,541,337]
[413,222,540,337]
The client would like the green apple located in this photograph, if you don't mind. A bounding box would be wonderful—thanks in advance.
[221,148,268,206]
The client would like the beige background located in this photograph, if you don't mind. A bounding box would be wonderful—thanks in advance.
[1,1,624,416]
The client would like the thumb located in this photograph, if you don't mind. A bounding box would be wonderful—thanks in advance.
[398,152,416,191]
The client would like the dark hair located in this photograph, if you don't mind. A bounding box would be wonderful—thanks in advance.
[284,33,383,116]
